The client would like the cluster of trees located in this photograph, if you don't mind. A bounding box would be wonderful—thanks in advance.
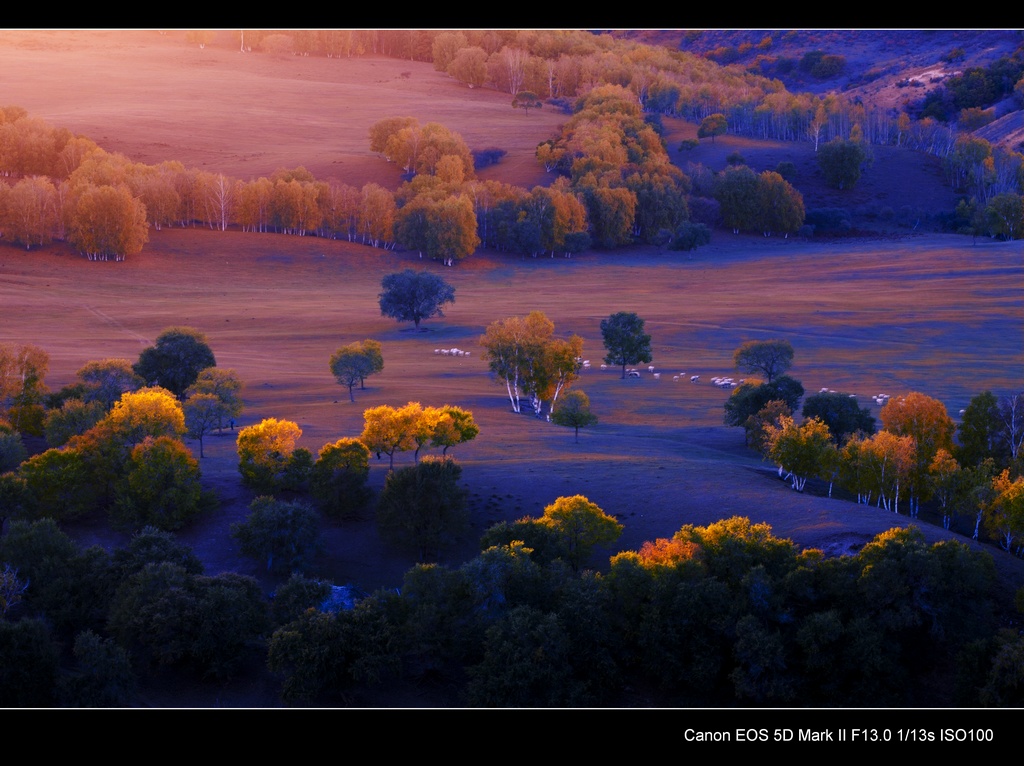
[264,514,1014,707]
[1,329,236,532]
[945,134,1024,241]
[360,402,478,472]
[722,341,1024,551]
[479,311,583,417]
[3,484,1021,707]
[537,85,693,247]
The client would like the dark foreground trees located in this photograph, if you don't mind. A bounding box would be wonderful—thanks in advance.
[375,455,469,561]
[378,269,456,330]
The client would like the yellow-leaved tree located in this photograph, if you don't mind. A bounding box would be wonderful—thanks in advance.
[236,418,302,494]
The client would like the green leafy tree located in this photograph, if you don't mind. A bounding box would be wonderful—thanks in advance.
[184,367,243,430]
[43,398,106,448]
[232,496,322,575]
[956,390,1005,468]
[376,455,469,561]
[107,562,268,679]
[512,91,543,115]
[765,415,835,492]
[113,435,205,531]
[330,340,383,402]
[76,358,144,409]
[551,389,598,442]
[183,392,227,458]
[18,446,97,521]
[465,605,581,706]
[600,311,652,379]
[379,269,456,330]
[669,221,711,251]
[310,438,372,520]
[725,376,805,429]
[984,192,1024,240]
[133,326,216,398]
[733,339,794,383]
[697,113,727,143]
[817,138,868,190]
[111,525,204,579]
[801,391,875,443]
[537,494,623,572]
[0,427,26,472]
[58,630,136,707]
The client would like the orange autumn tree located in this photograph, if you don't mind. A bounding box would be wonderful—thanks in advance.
[880,392,956,517]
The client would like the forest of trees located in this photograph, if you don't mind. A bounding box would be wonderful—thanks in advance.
[3,30,1022,264]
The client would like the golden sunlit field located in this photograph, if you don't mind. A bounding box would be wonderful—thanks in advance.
[1,30,1023,634]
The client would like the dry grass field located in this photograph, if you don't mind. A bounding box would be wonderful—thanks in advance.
[1,33,1024,704]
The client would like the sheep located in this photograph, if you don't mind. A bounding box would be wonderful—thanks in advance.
[648,365,655,373]
[627,369,641,378]
[691,375,700,383]
[673,376,680,382]
[653,372,661,379]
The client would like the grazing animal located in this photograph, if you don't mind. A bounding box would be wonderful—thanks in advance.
[691,375,700,383]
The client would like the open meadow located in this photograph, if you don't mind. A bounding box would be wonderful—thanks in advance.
[3,227,1022,598]
[1,30,1024,659]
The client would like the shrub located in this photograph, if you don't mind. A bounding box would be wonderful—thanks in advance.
[669,221,712,252]
[775,161,796,181]
[678,138,699,151]
[472,147,507,170]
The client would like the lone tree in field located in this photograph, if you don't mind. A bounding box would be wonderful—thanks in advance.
[379,270,456,330]
[551,390,598,442]
[733,339,794,383]
[697,113,727,143]
[600,311,652,379]
[512,91,542,115]
[330,341,383,402]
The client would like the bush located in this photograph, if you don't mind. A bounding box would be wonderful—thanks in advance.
[472,147,507,170]
[669,221,712,252]
[775,161,796,181]
[232,496,322,575]
[726,151,746,166]
[678,138,699,151]
[805,208,852,232]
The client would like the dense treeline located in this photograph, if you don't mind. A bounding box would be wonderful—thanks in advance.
[3,509,1021,707]
[722,344,1024,551]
